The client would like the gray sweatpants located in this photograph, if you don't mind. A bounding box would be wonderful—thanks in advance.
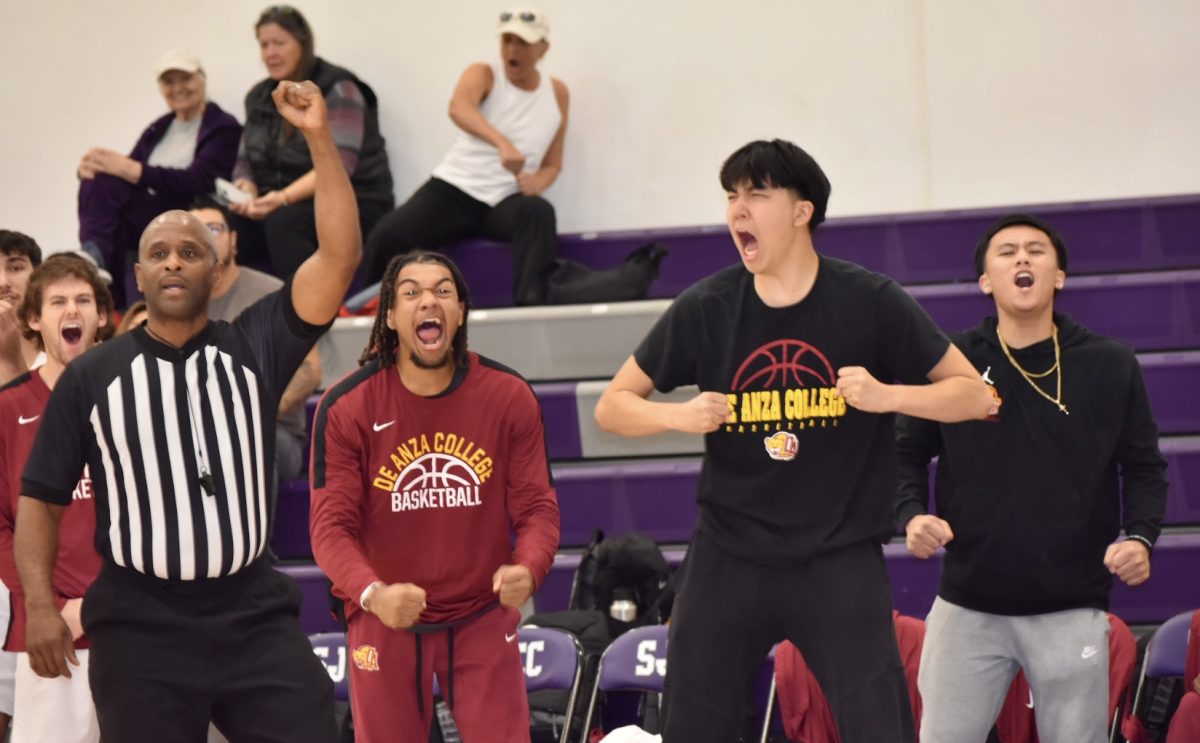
[918,597,1109,743]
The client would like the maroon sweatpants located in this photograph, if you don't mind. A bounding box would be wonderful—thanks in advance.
[347,604,530,742]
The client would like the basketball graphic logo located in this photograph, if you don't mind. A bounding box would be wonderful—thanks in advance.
[731,339,835,391]
[388,451,485,512]
[764,431,799,461]
[395,452,482,492]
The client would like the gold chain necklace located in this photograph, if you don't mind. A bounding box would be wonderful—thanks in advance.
[997,323,1069,415]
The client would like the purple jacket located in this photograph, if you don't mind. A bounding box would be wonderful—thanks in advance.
[128,101,242,200]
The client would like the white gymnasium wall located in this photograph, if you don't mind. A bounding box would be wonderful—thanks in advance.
[1,0,1197,255]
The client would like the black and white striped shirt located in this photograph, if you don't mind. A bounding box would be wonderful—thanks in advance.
[23,287,326,581]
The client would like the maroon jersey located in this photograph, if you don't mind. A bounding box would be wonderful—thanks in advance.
[310,353,559,624]
[0,370,100,651]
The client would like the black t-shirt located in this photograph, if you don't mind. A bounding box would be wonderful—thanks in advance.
[635,256,948,564]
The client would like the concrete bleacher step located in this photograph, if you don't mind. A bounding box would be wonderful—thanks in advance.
[273,435,1200,562]
[278,531,1200,635]
[423,195,1200,309]
[321,269,1200,386]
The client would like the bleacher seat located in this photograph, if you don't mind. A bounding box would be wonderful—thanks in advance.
[383,195,1200,309]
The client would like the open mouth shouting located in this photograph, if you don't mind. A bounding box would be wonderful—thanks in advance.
[415,317,445,351]
[1014,271,1035,290]
[61,322,84,347]
[735,229,760,261]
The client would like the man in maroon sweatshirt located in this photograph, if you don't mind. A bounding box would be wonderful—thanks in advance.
[309,250,559,742]
[0,254,112,742]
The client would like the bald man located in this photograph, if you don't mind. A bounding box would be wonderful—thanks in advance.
[15,81,358,742]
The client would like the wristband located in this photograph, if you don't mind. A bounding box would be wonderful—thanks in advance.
[1126,535,1154,554]
[360,581,382,611]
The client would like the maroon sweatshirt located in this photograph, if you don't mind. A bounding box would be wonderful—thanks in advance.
[310,353,559,624]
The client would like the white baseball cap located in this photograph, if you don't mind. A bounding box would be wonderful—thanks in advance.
[497,7,549,43]
[156,49,204,79]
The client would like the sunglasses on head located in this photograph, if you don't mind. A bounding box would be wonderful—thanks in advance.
[499,10,537,22]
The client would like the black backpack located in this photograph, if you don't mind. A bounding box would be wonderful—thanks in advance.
[570,529,673,637]
[544,243,668,305]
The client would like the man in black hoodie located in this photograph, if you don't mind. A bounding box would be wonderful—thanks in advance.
[895,213,1168,743]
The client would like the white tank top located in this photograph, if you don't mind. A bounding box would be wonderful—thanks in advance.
[433,62,562,206]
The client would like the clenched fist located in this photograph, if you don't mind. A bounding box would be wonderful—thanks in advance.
[671,391,731,434]
[492,564,534,608]
[905,514,954,559]
[368,582,427,629]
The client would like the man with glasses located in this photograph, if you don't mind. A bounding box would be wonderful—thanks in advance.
[190,195,321,486]
[362,6,569,306]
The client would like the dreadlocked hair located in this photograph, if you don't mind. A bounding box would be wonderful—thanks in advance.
[359,250,472,370]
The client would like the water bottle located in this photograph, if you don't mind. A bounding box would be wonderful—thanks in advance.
[610,588,637,622]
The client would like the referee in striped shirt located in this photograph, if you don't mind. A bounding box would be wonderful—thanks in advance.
[14,81,356,742]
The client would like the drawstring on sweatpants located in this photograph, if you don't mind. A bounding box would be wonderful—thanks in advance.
[409,602,498,713]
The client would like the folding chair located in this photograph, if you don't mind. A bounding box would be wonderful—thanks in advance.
[757,647,778,743]
[581,625,669,737]
[519,626,586,743]
[309,631,350,702]
[1124,610,1194,741]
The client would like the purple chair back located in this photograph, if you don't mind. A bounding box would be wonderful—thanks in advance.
[519,626,585,743]
[519,626,584,692]
[596,625,669,692]
[309,632,350,702]
[581,625,669,736]
[1145,610,1194,678]
[1127,609,1197,727]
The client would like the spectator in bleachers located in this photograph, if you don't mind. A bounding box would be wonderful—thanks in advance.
[76,50,241,308]
[113,299,147,336]
[594,139,996,743]
[0,231,43,385]
[895,213,1169,743]
[0,254,112,743]
[362,7,569,306]
[191,196,319,484]
[309,250,560,742]
[15,81,353,742]
[230,4,393,279]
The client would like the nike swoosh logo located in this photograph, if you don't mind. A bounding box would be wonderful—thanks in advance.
[372,420,395,432]
[18,415,39,425]
[1026,689,1034,709]
[505,633,517,643]
[1081,646,1098,659]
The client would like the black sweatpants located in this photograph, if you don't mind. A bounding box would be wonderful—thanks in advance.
[83,559,337,743]
[362,177,558,306]
[233,197,393,280]
[661,531,914,743]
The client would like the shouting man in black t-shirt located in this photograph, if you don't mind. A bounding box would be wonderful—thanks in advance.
[594,139,997,743]
[15,81,358,742]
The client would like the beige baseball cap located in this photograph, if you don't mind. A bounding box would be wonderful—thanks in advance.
[156,49,203,78]
[498,7,549,43]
